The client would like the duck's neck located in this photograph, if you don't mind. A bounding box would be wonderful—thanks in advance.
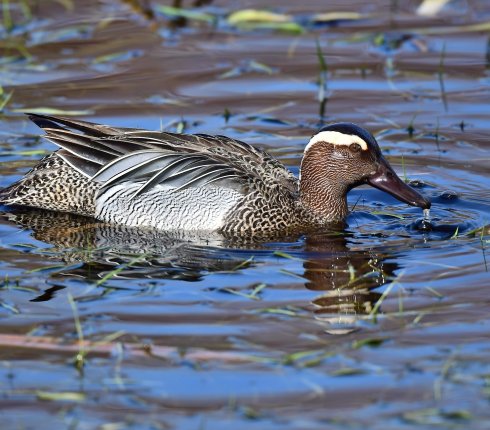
[299,154,348,222]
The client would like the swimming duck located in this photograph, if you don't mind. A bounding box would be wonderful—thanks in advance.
[0,114,430,236]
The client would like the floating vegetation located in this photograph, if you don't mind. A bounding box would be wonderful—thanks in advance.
[92,50,143,69]
[256,306,304,317]
[0,85,13,112]
[403,408,472,425]
[416,0,452,16]
[407,114,417,138]
[36,391,86,402]
[231,255,254,271]
[122,0,155,23]
[369,272,404,320]
[438,42,448,112]
[465,225,489,237]
[312,12,363,23]
[281,348,334,367]
[67,293,86,372]
[401,153,407,182]
[227,9,304,34]
[67,293,126,372]
[0,300,20,314]
[223,107,232,123]
[175,117,187,133]
[371,211,405,219]
[330,367,366,376]
[0,149,46,157]
[425,286,444,298]
[145,94,187,106]
[273,250,304,261]
[315,38,328,120]
[2,0,14,33]
[450,226,459,239]
[12,107,94,116]
[154,4,215,24]
[228,9,291,25]
[95,254,149,286]
[219,283,267,301]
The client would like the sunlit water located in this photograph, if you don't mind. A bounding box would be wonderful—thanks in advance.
[0,1,489,429]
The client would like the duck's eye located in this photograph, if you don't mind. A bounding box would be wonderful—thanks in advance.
[349,143,362,153]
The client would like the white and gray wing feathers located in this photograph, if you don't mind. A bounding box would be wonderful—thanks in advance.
[28,113,296,199]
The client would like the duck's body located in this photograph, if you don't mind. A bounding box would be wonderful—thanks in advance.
[0,115,430,237]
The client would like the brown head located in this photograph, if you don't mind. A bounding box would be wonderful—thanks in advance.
[299,123,431,221]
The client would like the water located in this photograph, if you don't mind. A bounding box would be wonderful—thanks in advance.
[0,1,489,428]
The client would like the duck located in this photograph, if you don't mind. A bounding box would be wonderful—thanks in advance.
[0,114,430,237]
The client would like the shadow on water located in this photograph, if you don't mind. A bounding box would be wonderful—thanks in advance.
[1,207,391,325]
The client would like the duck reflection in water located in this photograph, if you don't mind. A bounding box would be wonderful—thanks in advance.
[303,233,390,334]
[1,209,392,330]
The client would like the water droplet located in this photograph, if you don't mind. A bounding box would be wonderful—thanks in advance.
[413,213,432,231]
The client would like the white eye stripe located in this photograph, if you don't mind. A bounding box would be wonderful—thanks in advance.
[304,131,368,153]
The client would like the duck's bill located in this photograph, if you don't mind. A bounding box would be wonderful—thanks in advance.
[367,158,431,209]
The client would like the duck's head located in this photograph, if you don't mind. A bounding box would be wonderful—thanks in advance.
[299,123,431,220]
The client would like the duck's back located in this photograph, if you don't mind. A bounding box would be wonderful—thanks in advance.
[0,115,299,235]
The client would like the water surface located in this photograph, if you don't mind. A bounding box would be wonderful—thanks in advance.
[0,1,489,428]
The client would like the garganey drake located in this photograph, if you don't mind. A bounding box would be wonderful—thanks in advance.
[0,114,430,237]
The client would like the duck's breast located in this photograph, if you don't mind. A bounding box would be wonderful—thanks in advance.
[95,182,243,231]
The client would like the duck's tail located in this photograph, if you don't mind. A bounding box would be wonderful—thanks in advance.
[0,182,26,206]
[0,153,99,216]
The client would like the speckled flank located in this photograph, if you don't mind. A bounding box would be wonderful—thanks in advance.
[0,153,99,216]
[95,182,242,230]
[221,177,310,236]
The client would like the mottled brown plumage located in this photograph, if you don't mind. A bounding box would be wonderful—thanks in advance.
[0,153,99,215]
[0,114,430,237]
